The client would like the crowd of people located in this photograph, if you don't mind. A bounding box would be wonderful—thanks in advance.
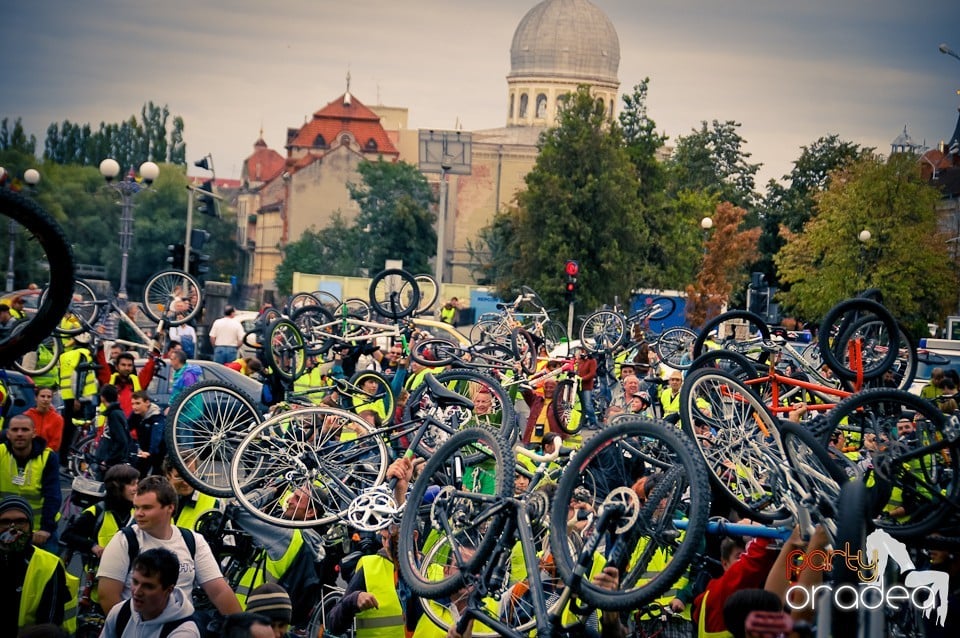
[1,295,958,637]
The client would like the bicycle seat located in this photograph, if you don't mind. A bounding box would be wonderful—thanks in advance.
[495,303,508,310]
[424,374,474,411]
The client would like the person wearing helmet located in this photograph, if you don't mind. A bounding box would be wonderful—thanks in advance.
[628,391,654,418]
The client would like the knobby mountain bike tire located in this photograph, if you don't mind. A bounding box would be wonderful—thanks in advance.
[397,426,513,598]
[549,416,711,611]
[141,269,202,326]
[165,380,263,497]
[819,298,899,382]
[692,309,771,365]
[0,189,74,366]
[369,268,419,319]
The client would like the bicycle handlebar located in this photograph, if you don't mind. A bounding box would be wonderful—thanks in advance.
[675,518,793,540]
[514,445,562,465]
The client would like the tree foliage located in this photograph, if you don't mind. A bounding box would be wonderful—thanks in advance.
[685,201,761,327]
[666,120,760,210]
[479,86,646,311]
[775,153,953,326]
[0,118,37,155]
[274,217,360,296]
[348,159,436,275]
[40,101,186,169]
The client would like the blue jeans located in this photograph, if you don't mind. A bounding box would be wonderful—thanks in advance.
[580,389,598,427]
[214,345,238,364]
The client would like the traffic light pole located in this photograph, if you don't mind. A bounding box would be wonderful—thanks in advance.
[183,186,194,271]
[567,300,574,345]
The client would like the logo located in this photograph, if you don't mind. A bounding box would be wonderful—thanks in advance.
[784,529,948,627]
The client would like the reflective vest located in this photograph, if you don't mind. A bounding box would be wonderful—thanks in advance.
[633,540,692,622]
[236,530,304,607]
[293,366,329,403]
[59,348,97,401]
[660,388,681,415]
[697,590,733,638]
[415,590,498,637]
[0,446,51,530]
[440,306,456,324]
[354,554,404,638]
[175,491,220,531]
[19,546,78,633]
[84,504,127,549]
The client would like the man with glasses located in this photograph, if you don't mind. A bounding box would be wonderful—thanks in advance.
[1,496,71,635]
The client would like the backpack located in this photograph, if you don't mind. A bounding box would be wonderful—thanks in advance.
[121,525,196,567]
[114,598,198,638]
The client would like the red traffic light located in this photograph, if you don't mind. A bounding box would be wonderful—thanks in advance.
[564,260,579,277]
[565,282,576,292]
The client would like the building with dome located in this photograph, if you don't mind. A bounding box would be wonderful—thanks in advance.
[237,0,622,298]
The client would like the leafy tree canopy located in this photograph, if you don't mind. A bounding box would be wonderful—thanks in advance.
[274,217,360,296]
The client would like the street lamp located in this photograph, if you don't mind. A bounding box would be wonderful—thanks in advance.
[100,158,159,302]
[940,43,960,62]
[700,216,714,231]
[857,228,871,291]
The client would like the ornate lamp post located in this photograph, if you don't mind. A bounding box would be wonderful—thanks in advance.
[99,158,159,302]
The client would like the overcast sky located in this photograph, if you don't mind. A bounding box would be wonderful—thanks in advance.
[2,0,959,187]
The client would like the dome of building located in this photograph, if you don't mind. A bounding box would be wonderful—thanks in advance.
[509,0,620,84]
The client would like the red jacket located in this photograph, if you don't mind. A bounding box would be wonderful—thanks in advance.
[520,388,569,444]
[24,407,63,453]
[95,350,159,418]
[692,537,777,633]
[576,356,597,391]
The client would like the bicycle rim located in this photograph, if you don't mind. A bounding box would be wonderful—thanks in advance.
[142,269,202,326]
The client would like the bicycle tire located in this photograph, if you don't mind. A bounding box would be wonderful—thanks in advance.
[831,479,869,638]
[552,378,582,435]
[342,297,372,322]
[397,426,513,598]
[653,326,697,369]
[647,296,676,321]
[0,189,74,366]
[369,268,419,319]
[549,416,711,611]
[469,319,509,345]
[779,419,850,507]
[290,305,335,356]
[692,310,771,365]
[540,320,568,357]
[579,310,627,353]
[819,298,899,382]
[165,380,263,497]
[347,370,396,425]
[403,370,519,452]
[687,349,760,383]
[849,316,916,391]
[230,406,389,528]
[410,338,460,367]
[413,274,440,315]
[13,332,62,376]
[51,279,99,336]
[511,327,537,375]
[69,433,98,478]
[679,367,788,523]
[263,318,307,382]
[141,269,202,326]
[287,292,320,315]
[819,388,958,537]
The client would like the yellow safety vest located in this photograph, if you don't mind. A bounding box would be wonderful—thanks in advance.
[59,348,97,401]
[633,542,692,621]
[294,367,329,404]
[0,446,52,530]
[696,590,733,638]
[83,504,127,549]
[236,530,304,607]
[109,372,142,392]
[19,546,77,633]
[175,492,220,531]
[354,554,405,638]
[660,389,681,415]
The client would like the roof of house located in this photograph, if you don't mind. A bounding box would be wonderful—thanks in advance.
[287,92,398,156]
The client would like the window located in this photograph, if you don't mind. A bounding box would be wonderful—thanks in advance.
[509,93,515,119]
[341,135,351,147]
[536,94,547,118]
[609,99,614,118]
[519,93,529,118]
[313,134,326,148]
[365,138,378,151]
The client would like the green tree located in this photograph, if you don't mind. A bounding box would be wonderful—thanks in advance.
[775,153,953,325]
[755,135,869,286]
[666,120,760,210]
[274,217,359,296]
[348,158,436,275]
[491,86,645,311]
[0,118,37,155]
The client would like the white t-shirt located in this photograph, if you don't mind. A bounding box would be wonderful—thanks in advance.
[208,316,245,348]
[97,525,223,602]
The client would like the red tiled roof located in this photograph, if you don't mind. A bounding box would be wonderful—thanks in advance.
[244,138,286,183]
[289,93,398,156]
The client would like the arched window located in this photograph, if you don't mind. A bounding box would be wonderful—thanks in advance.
[556,93,568,116]
[596,97,605,113]
[519,93,529,118]
[536,94,547,118]
[509,93,515,120]
[313,134,326,148]
[365,138,378,151]
[609,99,614,118]
[341,135,351,147]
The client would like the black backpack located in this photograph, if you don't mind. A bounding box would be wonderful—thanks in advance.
[121,525,197,566]
[114,598,198,638]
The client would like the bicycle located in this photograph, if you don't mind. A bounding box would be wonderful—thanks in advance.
[396,417,712,637]
[470,286,567,354]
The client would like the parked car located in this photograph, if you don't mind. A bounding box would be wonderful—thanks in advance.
[411,318,471,346]
[141,358,269,413]
[910,338,960,397]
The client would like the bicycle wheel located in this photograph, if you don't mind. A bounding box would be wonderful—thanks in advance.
[369,268,419,319]
[413,274,440,315]
[819,298,899,382]
[653,326,697,369]
[779,419,851,511]
[410,338,460,367]
[230,406,389,528]
[830,479,869,638]
[13,332,62,376]
[51,279,99,336]
[692,310,770,365]
[347,370,396,425]
[687,350,760,383]
[290,305,334,355]
[141,269,202,326]
[263,318,307,382]
[287,292,320,314]
[579,310,626,353]
[511,328,537,375]
[852,317,916,391]
[69,433,98,478]
[469,319,509,345]
[820,388,959,537]
[550,416,711,611]
[647,296,676,321]
[397,426,512,598]
[552,378,582,435]
[342,297,371,322]
[679,367,788,523]
[0,189,74,366]
[404,370,518,450]
[540,320,568,356]
[165,380,263,497]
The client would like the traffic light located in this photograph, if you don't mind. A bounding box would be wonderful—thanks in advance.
[196,179,219,217]
[564,260,579,302]
[167,243,185,269]
[189,230,211,280]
